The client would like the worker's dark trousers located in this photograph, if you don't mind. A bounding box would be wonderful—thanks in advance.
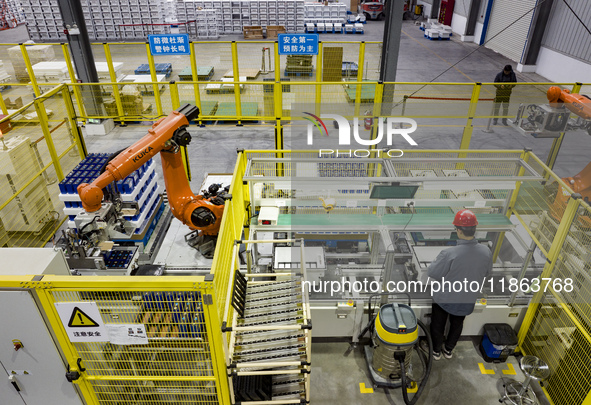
[430,303,466,353]
[493,97,510,120]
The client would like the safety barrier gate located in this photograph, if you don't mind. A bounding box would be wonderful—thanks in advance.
[0,275,231,405]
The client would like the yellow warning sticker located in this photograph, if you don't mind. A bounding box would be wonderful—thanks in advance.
[478,363,495,375]
[68,307,100,327]
[359,383,374,394]
[502,363,517,375]
[55,302,110,343]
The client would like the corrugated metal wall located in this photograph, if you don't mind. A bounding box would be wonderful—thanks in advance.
[484,0,537,63]
[542,0,591,63]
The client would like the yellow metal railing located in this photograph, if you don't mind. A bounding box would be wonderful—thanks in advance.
[0,275,231,405]
[0,84,85,248]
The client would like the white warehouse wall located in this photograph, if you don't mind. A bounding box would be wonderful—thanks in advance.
[417,0,432,18]
[450,13,467,38]
[474,21,484,44]
[535,47,591,83]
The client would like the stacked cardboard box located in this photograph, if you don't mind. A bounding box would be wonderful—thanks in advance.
[104,85,151,117]
[0,61,11,87]
[8,44,55,82]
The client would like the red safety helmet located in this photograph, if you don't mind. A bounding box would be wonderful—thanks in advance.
[453,209,478,227]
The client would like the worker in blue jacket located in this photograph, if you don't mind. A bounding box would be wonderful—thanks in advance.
[493,65,517,125]
[427,209,493,360]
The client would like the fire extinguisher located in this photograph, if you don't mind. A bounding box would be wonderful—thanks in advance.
[364,110,373,131]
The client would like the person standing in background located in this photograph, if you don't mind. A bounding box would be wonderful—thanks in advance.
[493,65,517,125]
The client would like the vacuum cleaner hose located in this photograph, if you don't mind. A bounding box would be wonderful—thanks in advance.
[399,319,433,405]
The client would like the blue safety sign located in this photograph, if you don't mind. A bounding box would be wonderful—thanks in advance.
[148,34,190,55]
[278,34,319,55]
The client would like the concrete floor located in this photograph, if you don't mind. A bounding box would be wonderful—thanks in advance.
[4,18,579,405]
[312,340,550,405]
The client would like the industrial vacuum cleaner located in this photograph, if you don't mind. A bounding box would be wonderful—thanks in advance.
[359,295,433,405]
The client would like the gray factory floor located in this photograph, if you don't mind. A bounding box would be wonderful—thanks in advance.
[3,18,579,405]
[312,340,550,405]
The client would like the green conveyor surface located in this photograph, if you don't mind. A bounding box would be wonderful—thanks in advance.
[215,102,259,117]
[344,83,376,102]
[274,213,512,228]
[178,66,214,80]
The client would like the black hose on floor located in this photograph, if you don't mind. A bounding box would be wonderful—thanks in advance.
[398,320,433,405]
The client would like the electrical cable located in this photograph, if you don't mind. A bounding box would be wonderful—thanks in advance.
[561,0,591,36]
[398,320,433,405]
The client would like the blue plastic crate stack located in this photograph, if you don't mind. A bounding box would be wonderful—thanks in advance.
[58,153,162,236]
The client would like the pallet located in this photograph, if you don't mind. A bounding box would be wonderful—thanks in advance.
[205,86,245,94]
[284,69,314,77]
[224,68,260,80]
[178,66,215,81]
[425,36,451,40]
[344,83,376,103]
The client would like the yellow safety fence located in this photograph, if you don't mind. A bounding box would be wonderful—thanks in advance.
[210,150,591,405]
[0,83,85,248]
[0,275,231,405]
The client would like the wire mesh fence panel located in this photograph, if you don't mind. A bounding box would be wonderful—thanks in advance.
[49,288,221,405]
[362,42,381,81]
[278,53,318,83]
[193,42,234,82]
[520,294,591,405]
[1,84,36,115]
[515,154,573,254]
[551,203,591,336]
[0,92,82,247]
[388,83,475,117]
[108,43,150,77]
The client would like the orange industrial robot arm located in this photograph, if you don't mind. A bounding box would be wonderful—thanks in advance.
[547,86,591,120]
[77,104,225,236]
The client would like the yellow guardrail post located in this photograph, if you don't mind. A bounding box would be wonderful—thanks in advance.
[34,96,65,181]
[189,41,204,125]
[103,43,125,119]
[492,148,530,262]
[202,283,231,405]
[517,194,581,346]
[459,82,482,151]
[0,95,8,115]
[231,41,242,125]
[354,41,365,118]
[273,41,282,124]
[314,42,323,117]
[273,41,283,152]
[61,85,87,159]
[145,42,164,117]
[170,81,191,180]
[62,43,87,121]
[368,81,384,177]
[21,43,41,97]
[545,82,583,171]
